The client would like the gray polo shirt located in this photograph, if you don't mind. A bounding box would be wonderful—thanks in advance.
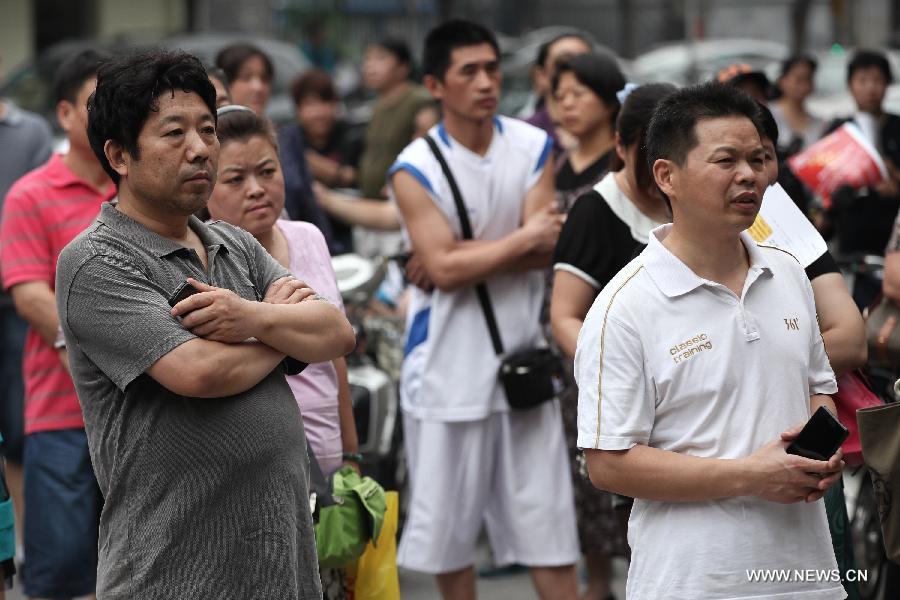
[56,202,321,599]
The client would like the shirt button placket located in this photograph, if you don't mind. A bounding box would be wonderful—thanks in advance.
[741,302,760,342]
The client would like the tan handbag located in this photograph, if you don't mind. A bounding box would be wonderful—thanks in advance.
[866,298,900,368]
[857,402,900,563]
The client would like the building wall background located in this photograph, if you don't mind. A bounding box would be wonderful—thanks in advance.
[1,0,897,77]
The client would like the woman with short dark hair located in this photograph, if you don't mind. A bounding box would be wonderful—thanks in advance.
[771,55,824,154]
[207,105,360,598]
[215,43,274,116]
[552,52,626,213]
[290,69,359,189]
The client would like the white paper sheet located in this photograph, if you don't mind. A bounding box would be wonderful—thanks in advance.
[746,183,827,268]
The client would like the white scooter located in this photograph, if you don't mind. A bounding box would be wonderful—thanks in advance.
[331,254,407,496]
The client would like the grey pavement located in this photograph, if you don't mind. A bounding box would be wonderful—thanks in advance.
[400,547,629,600]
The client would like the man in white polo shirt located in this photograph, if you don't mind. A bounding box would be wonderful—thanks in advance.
[575,82,846,600]
[389,19,579,600]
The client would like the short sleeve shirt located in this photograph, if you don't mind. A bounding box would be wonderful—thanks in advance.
[554,150,613,214]
[1,153,116,433]
[574,224,841,599]
[358,84,432,199]
[56,202,321,599]
[277,219,345,475]
[0,101,52,310]
[388,116,552,420]
[553,172,665,291]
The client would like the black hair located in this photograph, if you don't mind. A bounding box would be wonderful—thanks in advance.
[756,101,779,146]
[534,31,594,69]
[87,50,217,185]
[53,48,111,104]
[424,19,499,80]
[215,105,278,151]
[369,37,413,68]
[551,52,626,120]
[646,81,765,172]
[609,83,677,195]
[779,54,817,80]
[215,43,274,84]
[291,69,337,105]
[206,65,229,88]
[847,49,893,84]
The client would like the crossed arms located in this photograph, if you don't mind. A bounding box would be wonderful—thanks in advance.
[390,156,562,291]
[60,248,355,400]
[148,276,355,398]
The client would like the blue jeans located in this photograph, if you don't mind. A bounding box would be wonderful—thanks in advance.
[23,429,101,598]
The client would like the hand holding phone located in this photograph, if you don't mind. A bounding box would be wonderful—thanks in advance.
[786,406,849,462]
[168,280,202,308]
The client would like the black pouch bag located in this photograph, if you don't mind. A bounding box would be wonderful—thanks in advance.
[424,135,562,410]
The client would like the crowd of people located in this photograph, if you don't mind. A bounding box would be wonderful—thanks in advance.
[0,14,899,600]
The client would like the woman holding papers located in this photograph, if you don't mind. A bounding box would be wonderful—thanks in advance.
[758,104,867,375]
[759,102,866,600]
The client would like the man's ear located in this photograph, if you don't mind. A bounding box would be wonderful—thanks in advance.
[104,139,129,179]
[423,74,442,101]
[56,100,74,134]
[653,158,677,202]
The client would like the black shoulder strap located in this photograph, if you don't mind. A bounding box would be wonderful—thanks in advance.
[423,134,505,356]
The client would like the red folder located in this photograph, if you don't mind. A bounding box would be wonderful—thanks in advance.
[787,123,888,209]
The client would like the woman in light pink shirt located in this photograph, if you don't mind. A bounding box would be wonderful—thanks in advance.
[205,105,358,476]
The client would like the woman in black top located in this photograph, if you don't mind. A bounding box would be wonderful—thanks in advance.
[550,83,674,600]
[758,102,869,600]
[552,52,626,214]
[552,84,674,358]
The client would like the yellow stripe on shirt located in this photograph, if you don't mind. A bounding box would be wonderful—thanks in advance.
[595,265,644,449]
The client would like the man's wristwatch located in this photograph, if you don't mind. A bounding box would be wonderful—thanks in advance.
[342,452,363,463]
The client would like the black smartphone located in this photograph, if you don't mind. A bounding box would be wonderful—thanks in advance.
[167,280,202,307]
[786,406,849,461]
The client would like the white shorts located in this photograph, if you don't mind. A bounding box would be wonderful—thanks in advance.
[397,401,580,574]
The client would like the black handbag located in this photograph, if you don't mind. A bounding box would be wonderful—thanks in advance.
[423,135,563,410]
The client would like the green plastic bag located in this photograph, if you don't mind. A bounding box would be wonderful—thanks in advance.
[315,466,387,569]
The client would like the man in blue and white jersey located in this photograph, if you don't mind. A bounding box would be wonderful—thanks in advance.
[388,19,579,600]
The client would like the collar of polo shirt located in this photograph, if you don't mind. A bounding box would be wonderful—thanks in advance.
[98,201,231,259]
[642,224,775,298]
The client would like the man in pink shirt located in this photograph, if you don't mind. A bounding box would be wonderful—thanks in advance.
[0,49,113,599]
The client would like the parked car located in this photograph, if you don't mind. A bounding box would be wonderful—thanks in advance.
[633,38,788,87]
[0,32,310,136]
[163,32,311,125]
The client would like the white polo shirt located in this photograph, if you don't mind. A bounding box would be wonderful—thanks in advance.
[388,116,552,421]
[575,224,843,600]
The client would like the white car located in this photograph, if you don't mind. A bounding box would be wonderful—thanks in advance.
[633,38,788,86]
